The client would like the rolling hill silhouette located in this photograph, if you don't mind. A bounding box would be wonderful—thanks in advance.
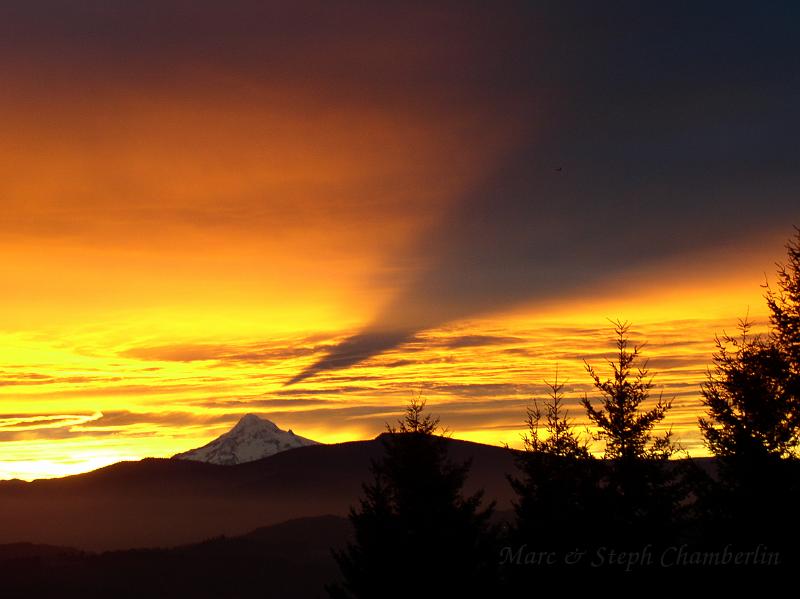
[0,435,518,551]
[0,515,350,598]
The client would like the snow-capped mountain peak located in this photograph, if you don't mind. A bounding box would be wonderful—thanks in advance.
[232,413,278,433]
[173,414,319,465]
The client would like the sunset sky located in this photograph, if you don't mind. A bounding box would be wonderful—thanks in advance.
[1,2,799,480]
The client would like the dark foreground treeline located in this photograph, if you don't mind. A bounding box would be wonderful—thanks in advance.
[325,406,799,597]
[327,229,800,596]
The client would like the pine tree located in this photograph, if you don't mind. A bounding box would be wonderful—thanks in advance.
[582,321,675,462]
[764,227,800,448]
[508,374,599,570]
[766,227,800,371]
[581,321,683,547]
[699,319,799,462]
[521,374,590,458]
[328,397,496,598]
[699,229,800,475]
[698,230,800,550]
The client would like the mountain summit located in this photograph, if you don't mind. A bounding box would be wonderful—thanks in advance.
[173,414,319,465]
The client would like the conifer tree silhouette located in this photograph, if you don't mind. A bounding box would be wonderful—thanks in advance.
[511,374,597,539]
[699,229,800,551]
[507,373,599,582]
[766,227,800,374]
[521,373,590,458]
[581,321,685,548]
[328,396,496,598]
[582,322,675,462]
[699,319,799,461]
[700,230,800,464]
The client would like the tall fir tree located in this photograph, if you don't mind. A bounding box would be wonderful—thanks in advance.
[699,319,799,462]
[328,397,497,598]
[699,230,800,489]
[520,373,590,458]
[582,321,674,462]
[507,373,599,581]
[581,321,685,547]
[698,230,800,551]
[766,227,800,372]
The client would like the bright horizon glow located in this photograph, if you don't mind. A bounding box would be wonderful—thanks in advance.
[0,250,778,480]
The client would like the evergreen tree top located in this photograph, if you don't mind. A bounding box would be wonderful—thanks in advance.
[581,320,675,461]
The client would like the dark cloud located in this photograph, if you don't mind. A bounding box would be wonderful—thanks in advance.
[650,339,712,350]
[0,1,540,108]
[189,398,331,409]
[0,429,84,442]
[0,413,103,442]
[80,411,233,429]
[0,373,125,387]
[288,333,523,383]
[22,383,231,400]
[0,415,90,429]
[435,335,525,350]
[121,342,323,363]
[501,347,540,358]
[425,383,536,398]
[646,357,710,370]
[381,359,419,369]
[312,374,387,384]
[0,379,54,387]
[290,1,800,381]
[275,386,375,396]
[0,372,51,380]
[0,410,249,442]
[286,330,413,385]
[0,372,56,387]
[121,344,237,362]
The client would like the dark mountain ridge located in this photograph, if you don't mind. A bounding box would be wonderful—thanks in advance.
[0,515,350,599]
[0,434,519,551]
[0,433,715,553]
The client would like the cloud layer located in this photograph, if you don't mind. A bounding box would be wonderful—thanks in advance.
[293,2,800,381]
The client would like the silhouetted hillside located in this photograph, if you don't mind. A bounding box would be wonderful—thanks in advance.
[0,435,519,551]
[0,515,350,599]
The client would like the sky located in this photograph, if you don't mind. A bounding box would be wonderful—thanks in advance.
[1,1,799,479]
